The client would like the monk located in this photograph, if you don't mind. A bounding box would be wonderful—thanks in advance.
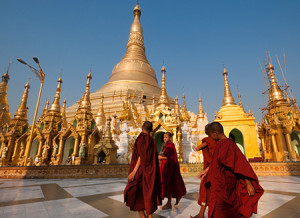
[191,124,216,218]
[159,132,186,209]
[201,122,264,218]
[124,121,162,218]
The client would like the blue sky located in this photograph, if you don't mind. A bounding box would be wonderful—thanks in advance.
[0,0,299,123]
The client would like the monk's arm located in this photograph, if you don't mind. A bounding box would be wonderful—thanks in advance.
[195,142,208,151]
[128,157,141,181]
[245,178,255,196]
[158,155,167,160]
[198,166,209,178]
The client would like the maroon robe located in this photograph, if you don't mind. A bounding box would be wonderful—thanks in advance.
[198,136,216,205]
[207,138,264,218]
[124,132,162,215]
[160,141,186,199]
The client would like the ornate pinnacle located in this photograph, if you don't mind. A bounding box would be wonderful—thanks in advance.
[266,62,286,104]
[197,97,205,118]
[238,92,245,112]
[49,76,63,113]
[222,67,236,106]
[157,64,170,108]
[14,81,30,119]
[78,72,92,111]
[95,94,106,128]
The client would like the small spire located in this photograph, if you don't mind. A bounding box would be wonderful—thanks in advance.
[266,59,286,105]
[157,64,170,108]
[222,67,236,106]
[0,62,11,123]
[238,92,245,112]
[151,94,156,114]
[61,99,68,127]
[78,72,92,111]
[181,90,190,121]
[197,97,205,118]
[174,95,180,116]
[95,94,106,128]
[49,76,63,113]
[104,117,112,138]
[14,81,30,120]
[44,99,49,112]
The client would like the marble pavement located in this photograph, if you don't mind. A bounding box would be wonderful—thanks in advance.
[0,176,299,218]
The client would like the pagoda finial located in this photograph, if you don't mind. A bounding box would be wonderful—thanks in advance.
[266,58,286,105]
[222,67,236,106]
[157,63,170,108]
[78,72,92,111]
[14,81,30,120]
[49,76,63,113]
[61,99,67,127]
[151,94,156,114]
[181,90,190,121]
[238,91,245,112]
[197,96,205,118]
[95,94,106,128]
[0,61,11,120]
[174,95,180,116]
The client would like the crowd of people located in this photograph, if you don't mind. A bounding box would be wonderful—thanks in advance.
[124,121,264,218]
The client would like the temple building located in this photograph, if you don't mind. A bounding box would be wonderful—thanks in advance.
[258,62,300,162]
[2,2,295,166]
[214,68,261,159]
[0,2,208,166]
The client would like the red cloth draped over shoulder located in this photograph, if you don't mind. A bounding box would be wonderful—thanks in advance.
[207,138,264,218]
[160,141,186,199]
[198,136,216,205]
[124,132,162,215]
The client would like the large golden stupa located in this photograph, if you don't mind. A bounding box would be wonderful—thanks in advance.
[66,2,174,121]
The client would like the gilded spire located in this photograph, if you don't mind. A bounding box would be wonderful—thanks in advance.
[44,100,49,112]
[238,92,245,112]
[197,97,205,119]
[14,81,30,120]
[157,64,170,107]
[78,72,92,111]
[174,95,180,116]
[151,94,156,114]
[61,99,67,127]
[107,1,159,88]
[49,76,63,113]
[222,67,236,106]
[181,91,190,121]
[267,62,286,105]
[95,94,106,128]
[0,62,11,122]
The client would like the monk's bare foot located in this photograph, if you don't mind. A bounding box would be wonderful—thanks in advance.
[161,203,172,210]
[190,215,203,218]
[175,197,182,205]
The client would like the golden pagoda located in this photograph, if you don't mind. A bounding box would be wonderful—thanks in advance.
[0,2,207,166]
[0,81,30,166]
[258,61,300,161]
[215,67,261,159]
[66,1,175,121]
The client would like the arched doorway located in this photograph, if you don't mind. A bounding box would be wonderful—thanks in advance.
[154,131,165,154]
[62,136,75,164]
[29,138,39,159]
[97,151,106,163]
[229,128,245,156]
[291,131,300,155]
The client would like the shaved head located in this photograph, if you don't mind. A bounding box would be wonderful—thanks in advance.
[210,122,224,134]
[205,124,211,135]
[142,121,153,133]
